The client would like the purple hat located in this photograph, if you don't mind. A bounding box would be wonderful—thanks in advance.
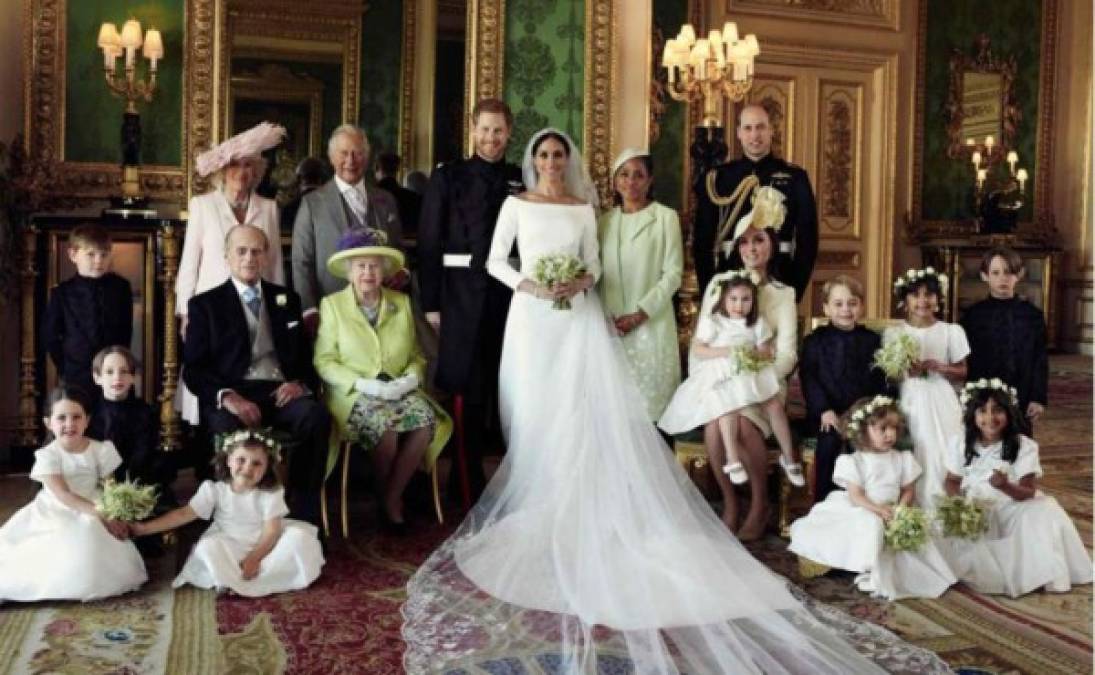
[326,229,405,279]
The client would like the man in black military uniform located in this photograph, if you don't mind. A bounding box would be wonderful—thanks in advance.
[419,98,525,502]
[694,104,818,301]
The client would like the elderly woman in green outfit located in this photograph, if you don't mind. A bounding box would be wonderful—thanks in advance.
[597,148,683,421]
[314,231,452,528]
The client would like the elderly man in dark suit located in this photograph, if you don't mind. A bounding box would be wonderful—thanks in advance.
[184,224,330,527]
[292,124,402,333]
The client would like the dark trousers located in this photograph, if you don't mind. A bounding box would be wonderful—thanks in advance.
[203,380,330,527]
[813,429,846,503]
[447,400,497,502]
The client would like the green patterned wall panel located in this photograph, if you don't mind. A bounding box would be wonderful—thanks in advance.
[65,0,184,166]
[503,0,586,164]
[360,0,404,156]
[651,0,688,212]
[921,0,1042,222]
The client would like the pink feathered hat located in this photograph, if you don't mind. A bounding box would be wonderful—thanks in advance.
[195,122,286,177]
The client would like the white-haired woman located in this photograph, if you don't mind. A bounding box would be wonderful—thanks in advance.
[175,122,287,424]
[401,129,919,675]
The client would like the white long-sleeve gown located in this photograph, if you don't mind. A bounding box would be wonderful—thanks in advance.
[401,197,947,674]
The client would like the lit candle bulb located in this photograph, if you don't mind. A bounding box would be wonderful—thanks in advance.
[1016,168,1028,191]
[976,168,987,187]
[1006,150,1018,175]
[984,135,995,153]
[966,138,975,147]
[971,151,981,168]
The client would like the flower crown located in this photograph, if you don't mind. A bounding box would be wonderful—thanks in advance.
[959,378,1018,407]
[215,428,282,461]
[709,269,761,299]
[893,267,949,296]
[845,395,897,441]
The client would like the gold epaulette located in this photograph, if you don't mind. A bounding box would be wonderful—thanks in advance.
[709,174,760,265]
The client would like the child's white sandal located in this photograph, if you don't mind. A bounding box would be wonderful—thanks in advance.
[723,462,749,485]
[779,455,806,488]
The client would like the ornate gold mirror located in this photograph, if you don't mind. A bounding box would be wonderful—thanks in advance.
[945,35,1019,159]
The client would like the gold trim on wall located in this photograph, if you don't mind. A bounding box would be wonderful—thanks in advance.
[908,0,1059,243]
[185,0,217,200]
[584,0,615,204]
[463,0,506,156]
[398,0,418,171]
[22,0,189,203]
[725,0,900,32]
[227,65,325,156]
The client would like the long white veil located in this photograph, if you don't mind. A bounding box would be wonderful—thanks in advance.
[521,127,600,208]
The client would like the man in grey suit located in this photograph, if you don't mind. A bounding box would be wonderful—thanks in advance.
[292,124,402,333]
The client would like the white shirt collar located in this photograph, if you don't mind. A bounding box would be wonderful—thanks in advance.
[230,276,261,299]
[334,175,367,197]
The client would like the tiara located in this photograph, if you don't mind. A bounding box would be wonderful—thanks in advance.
[215,428,282,461]
[893,267,949,295]
[959,378,1018,407]
[845,395,897,441]
[708,269,761,298]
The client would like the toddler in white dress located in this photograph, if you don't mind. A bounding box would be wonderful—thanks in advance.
[0,387,147,602]
[789,396,956,600]
[660,270,804,486]
[133,430,324,597]
[940,381,1092,597]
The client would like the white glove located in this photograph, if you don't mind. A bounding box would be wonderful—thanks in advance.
[389,373,419,399]
[354,378,399,401]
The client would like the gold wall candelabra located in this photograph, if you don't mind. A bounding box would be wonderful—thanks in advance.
[661,22,760,126]
[967,135,1029,233]
[97,19,164,200]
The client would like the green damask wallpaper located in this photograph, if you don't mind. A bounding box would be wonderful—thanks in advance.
[360,0,404,156]
[651,0,688,213]
[921,0,1042,222]
[503,0,586,164]
[65,0,184,166]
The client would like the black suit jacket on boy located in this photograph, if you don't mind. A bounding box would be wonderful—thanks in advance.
[44,272,133,390]
[182,279,315,408]
[799,324,887,429]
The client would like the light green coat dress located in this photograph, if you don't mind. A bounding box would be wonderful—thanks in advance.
[313,285,453,478]
[597,201,684,420]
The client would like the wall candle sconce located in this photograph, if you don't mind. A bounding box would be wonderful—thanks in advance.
[98,18,164,206]
[966,134,1029,233]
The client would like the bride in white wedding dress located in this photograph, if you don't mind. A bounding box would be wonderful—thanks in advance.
[401,129,948,674]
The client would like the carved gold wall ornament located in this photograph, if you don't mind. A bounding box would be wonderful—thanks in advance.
[16,225,39,447]
[943,35,1020,161]
[818,81,861,239]
[399,0,419,170]
[725,0,899,32]
[185,0,217,200]
[464,0,507,156]
[23,0,191,204]
[584,0,615,205]
[159,222,182,453]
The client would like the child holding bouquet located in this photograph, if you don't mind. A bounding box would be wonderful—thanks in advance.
[659,271,804,487]
[881,267,968,505]
[0,387,147,602]
[940,381,1091,597]
[789,396,955,600]
[132,430,324,597]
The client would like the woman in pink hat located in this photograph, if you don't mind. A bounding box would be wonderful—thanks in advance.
[175,122,288,425]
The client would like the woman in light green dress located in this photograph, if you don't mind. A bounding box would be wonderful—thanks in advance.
[597,149,683,421]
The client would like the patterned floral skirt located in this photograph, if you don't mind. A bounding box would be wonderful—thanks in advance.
[347,392,437,449]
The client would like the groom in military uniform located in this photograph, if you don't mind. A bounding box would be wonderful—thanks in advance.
[419,98,525,503]
[694,104,818,301]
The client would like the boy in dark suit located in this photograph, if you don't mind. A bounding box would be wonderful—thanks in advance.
[799,276,887,502]
[44,224,133,402]
[184,224,330,527]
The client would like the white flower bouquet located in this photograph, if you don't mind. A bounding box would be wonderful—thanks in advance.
[873,334,921,381]
[934,495,991,540]
[96,478,158,522]
[883,505,929,552]
[532,253,587,310]
[729,344,775,375]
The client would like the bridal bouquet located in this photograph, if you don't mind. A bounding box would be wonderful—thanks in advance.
[934,495,990,540]
[873,334,921,381]
[729,345,775,375]
[96,478,158,522]
[883,505,928,552]
[532,253,587,310]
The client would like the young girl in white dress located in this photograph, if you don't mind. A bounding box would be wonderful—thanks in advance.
[132,430,324,597]
[883,267,969,505]
[940,381,1092,597]
[789,396,955,600]
[659,271,804,487]
[0,387,147,602]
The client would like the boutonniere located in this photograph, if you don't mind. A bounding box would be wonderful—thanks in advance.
[275,294,288,307]
[386,301,398,315]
